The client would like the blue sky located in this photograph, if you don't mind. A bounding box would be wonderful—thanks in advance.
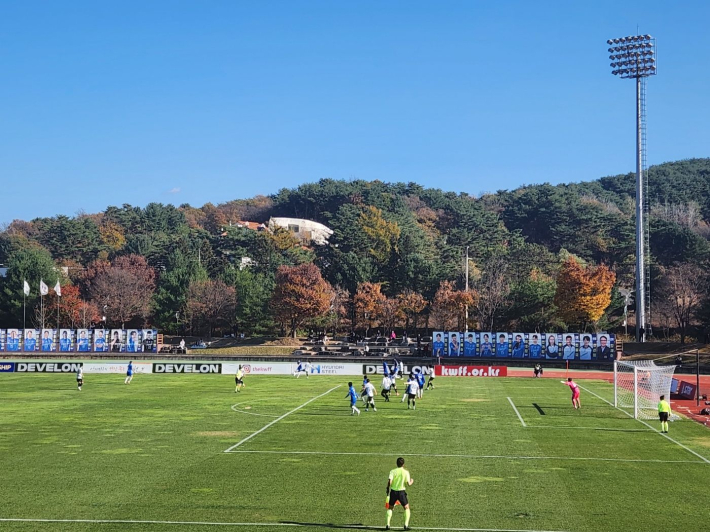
[1,1,708,224]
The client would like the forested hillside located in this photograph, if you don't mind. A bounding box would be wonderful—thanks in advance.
[2,158,709,340]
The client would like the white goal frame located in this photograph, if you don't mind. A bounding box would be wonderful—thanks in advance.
[613,359,678,420]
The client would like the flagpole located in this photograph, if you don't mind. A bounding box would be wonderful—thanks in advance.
[23,279,26,331]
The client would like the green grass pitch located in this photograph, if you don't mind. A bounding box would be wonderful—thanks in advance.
[1,373,709,532]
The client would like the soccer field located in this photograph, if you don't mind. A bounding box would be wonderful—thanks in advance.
[1,373,709,532]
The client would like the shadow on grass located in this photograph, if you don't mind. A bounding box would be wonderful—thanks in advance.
[281,522,381,531]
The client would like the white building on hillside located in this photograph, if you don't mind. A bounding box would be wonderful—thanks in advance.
[268,217,333,245]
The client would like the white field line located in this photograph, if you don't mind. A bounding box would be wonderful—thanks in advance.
[578,384,710,465]
[224,449,704,464]
[224,385,342,453]
[507,397,526,427]
[0,519,570,532]
[231,399,281,418]
[527,425,652,432]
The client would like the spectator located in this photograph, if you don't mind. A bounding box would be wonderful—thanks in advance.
[179,338,186,353]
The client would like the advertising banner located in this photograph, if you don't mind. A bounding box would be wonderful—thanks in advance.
[6,329,21,352]
[435,365,507,377]
[0,329,4,352]
[83,362,152,374]
[59,329,73,352]
[41,329,55,352]
[363,363,434,376]
[678,381,697,400]
[222,362,293,375]
[152,363,222,374]
[0,362,15,372]
[15,362,84,373]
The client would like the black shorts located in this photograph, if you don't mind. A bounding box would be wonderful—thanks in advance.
[408,393,416,400]
[659,412,669,422]
[388,490,409,508]
[235,378,243,384]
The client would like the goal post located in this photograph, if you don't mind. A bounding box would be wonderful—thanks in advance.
[613,360,678,420]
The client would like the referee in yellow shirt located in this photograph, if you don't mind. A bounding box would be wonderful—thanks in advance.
[658,395,671,433]
[386,457,414,530]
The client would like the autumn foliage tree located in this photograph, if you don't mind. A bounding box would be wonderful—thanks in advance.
[45,284,101,328]
[396,289,427,332]
[184,279,236,337]
[430,280,475,330]
[271,263,334,337]
[554,257,616,329]
[353,282,387,336]
[88,255,156,328]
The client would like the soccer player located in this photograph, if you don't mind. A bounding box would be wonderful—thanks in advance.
[381,375,392,402]
[658,395,671,433]
[562,335,575,360]
[426,366,435,390]
[124,361,134,384]
[142,330,155,352]
[235,365,245,393]
[76,366,84,391]
[479,334,493,357]
[495,334,509,357]
[345,382,361,416]
[463,333,476,356]
[561,377,580,409]
[415,370,425,399]
[406,375,419,410]
[385,457,413,531]
[363,378,377,412]
[293,361,310,378]
[533,363,543,378]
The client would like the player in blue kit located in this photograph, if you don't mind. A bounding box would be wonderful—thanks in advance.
[345,382,361,415]
[415,370,426,399]
[59,331,71,352]
[124,361,134,384]
[41,330,53,351]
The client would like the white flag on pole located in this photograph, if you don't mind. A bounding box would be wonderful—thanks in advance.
[54,281,61,297]
[40,280,49,296]
[23,280,30,296]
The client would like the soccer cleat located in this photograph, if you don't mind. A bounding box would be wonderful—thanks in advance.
[373,407,377,412]
[386,526,390,530]
[404,527,411,531]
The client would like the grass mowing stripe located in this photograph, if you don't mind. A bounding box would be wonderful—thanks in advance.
[224,449,703,464]
[224,384,343,452]
[506,397,526,427]
[0,518,571,532]
[578,384,710,465]
[527,425,652,432]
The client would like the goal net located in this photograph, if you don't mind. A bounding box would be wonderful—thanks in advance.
[614,360,679,420]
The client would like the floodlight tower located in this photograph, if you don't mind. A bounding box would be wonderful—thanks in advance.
[607,34,656,342]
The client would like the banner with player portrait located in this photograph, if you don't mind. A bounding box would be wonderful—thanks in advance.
[110,329,124,352]
[24,329,38,352]
[41,329,55,352]
[435,331,615,362]
[0,329,161,353]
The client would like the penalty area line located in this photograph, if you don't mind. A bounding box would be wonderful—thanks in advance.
[0,518,571,532]
[224,384,342,453]
[507,397,526,427]
[578,384,710,465]
[224,449,703,464]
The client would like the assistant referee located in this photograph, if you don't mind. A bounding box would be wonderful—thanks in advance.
[386,457,414,530]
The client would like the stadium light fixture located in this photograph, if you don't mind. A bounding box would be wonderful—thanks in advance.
[607,34,657,342]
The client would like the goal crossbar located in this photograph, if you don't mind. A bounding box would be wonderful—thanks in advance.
[614,360,678,420]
